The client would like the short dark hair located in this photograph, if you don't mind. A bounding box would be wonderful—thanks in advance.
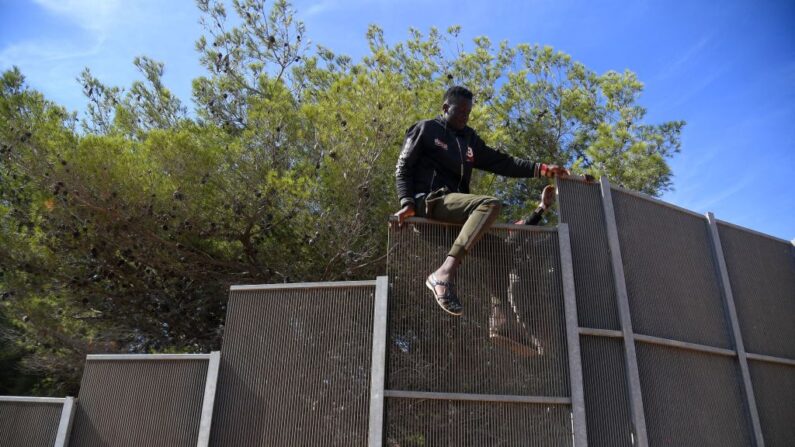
[443,86,473,104]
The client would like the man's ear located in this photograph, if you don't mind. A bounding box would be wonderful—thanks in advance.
[442,102,450,116]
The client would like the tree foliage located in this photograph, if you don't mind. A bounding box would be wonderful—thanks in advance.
[0,0,683,395]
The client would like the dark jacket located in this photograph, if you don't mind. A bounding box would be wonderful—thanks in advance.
[395,116,541,206]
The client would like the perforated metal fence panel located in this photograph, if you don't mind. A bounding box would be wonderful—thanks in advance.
[0,400,62,447]
[579,335,633,447]
[557,177,620,330]
[611,189,731,348]
[387,221,569,397]
[635,343,753,447]
[210,283,375,447]
[384,398,572,446]
[748,360,795,446]
[717,222,795,359]
[378,181,791,447]
[69,358,209,447]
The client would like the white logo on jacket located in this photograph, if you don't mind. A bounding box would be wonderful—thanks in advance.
[433,138,448,150]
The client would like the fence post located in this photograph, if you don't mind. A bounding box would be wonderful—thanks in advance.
[558,223,588,446]
[54,396,76,447]
[599,176,649,447]
[368,276,389,447]
[197,351,221,447]
[706,212,765,446]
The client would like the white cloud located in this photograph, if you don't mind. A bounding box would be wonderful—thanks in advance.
[306,0,337,15]
[0,0,132,72]
[2,1,202,114]
[32,0,124,36]
[302,0,405,16]
[0,39,103,68]
[0,1,152,113]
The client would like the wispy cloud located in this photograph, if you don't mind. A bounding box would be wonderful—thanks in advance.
[0,38,107,114]
[0,39,104,68]
[0,1,158,113]
[654,35,712,81]
[1,0,132,70]
[303,0,405,16]
[685,173,754,211]
[306,0,338,16]
[656,63,730,112]
[32,0,124,37]
[664,144,722,199]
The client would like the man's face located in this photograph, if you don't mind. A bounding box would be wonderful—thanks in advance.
[443,97,472,130]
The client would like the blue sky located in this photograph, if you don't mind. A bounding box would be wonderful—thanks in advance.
[1,0,793,240]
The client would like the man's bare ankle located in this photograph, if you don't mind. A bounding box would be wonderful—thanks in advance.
[434,256,460,280]
[432,270,451,281]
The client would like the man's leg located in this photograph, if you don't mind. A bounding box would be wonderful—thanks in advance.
[424,193,502,314]
[489,267,544,357]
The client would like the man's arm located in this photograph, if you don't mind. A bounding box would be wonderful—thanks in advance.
[395,123,424,208]
[524,207,546,226]
[519,185,556,226]
[472,134,569,179]
[473,136,538,178]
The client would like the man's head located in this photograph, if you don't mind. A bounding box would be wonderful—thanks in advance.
[442,86,473,130]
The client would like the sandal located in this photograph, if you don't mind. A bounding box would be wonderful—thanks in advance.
[425,273,464,316]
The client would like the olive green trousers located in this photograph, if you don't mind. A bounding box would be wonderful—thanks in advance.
[416,188,502,260]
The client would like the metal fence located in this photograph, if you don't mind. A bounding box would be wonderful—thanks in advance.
[557,176,795,447]
[68,353,219,447]
[383,218,585,447]
[210,282,379,447]
[3,176,791,447]
[0,396,74,447]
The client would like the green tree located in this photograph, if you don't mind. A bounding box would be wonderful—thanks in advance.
[0,0,683,395]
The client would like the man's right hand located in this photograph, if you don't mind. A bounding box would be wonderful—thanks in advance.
[393,204,416,228]
[541,163,570,178]
[540,184,556,209]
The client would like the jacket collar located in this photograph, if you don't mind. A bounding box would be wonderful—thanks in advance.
[435,115,472,137]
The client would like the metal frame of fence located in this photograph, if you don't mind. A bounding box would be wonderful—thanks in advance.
[213,281,377,447]
[0,396,76,447]
[4,176,791,447]
[597,176,650,447]
[559,223,588,447]
[557,175,795,447]
[369,276,389,447]
[377,218,588,447]
[76,352,220,447]
[706,211,766,445]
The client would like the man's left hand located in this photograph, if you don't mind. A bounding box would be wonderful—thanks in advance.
[392,204,416,229]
